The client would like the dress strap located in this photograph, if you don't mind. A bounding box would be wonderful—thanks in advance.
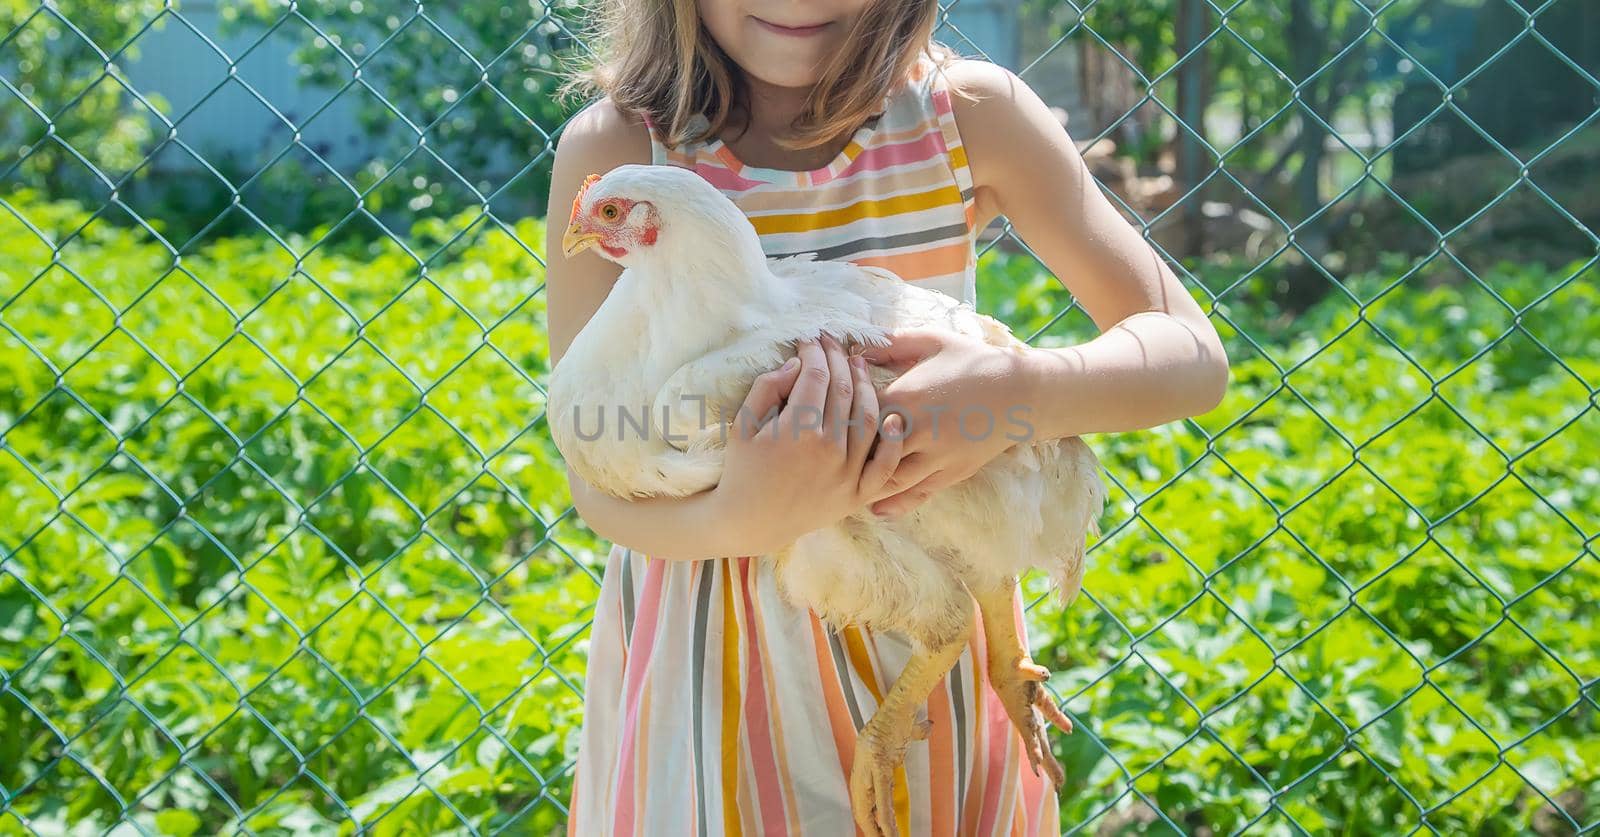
[639,112,673,166]
[925,60,981,237]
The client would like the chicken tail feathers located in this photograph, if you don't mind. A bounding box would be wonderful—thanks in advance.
[1049,446,1107,607]
[1050,537,1088,606]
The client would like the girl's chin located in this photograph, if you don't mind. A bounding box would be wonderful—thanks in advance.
[732,57,829,92]
[747,70,824,90]
[727,37,836,89]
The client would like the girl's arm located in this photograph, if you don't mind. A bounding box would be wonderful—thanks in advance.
[562,464,752,561]
[861,61,1230,516]
[546,101,720,557]
[952,60,1229,439]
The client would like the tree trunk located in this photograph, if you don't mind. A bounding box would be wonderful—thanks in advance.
[1175,0,1210,258]
[1286,0,1331,309]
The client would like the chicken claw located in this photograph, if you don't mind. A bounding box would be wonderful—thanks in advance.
[846,626,970,837]
[849,712,928,837]
[989,657,1073,788]
[976,584,1075,788]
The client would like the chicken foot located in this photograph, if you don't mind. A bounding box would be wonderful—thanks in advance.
[976,582,1074,788]
[848,610,973,837]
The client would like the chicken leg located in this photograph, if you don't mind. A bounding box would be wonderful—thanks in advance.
[849,609,973,837]
[976,582,1074,787]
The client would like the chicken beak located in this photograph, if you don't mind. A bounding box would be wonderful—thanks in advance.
[562,223,602,258]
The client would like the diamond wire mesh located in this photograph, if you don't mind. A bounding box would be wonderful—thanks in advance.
[1,0,1596,834]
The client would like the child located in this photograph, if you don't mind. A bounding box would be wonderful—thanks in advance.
[546,1,1230,833]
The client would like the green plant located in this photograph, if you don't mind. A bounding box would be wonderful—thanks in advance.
[228,0,586,222]
[2,190,593,834]
[0,1,170,196]
[2,190,1596,833]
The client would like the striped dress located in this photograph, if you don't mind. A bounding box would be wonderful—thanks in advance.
[568,57,1059,836]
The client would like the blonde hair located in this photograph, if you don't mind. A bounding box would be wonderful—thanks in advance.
[568,0,956,150]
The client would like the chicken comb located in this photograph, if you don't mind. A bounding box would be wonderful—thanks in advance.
[570,173,602,224]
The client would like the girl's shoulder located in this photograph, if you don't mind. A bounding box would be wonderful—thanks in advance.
[553,97,654,173]
[927,57,1050,165]
[930,57,1077,223]
[936,57,1036,124]
[548,98,652,266]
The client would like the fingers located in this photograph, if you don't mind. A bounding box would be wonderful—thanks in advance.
[857,413,906,500]
[844,352,880,472]
[785,339,830,428]
[867,453,943,512]
[858,328,947,372]
[819,335,853,447]
[737,356,801,440]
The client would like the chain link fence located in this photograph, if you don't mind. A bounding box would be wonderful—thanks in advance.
[1,0,1596,833]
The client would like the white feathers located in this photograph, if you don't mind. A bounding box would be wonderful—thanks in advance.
[548,164,1105,647]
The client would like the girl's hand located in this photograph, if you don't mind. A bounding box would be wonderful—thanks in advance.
[713,336,908,555]
[861,329,1041,517]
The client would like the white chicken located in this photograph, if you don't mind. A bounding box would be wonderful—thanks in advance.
[549,163,1105,837]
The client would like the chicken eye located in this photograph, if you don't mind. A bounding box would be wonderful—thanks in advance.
[599,203,621,221]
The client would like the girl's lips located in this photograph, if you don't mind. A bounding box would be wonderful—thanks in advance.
[752,16,832,37]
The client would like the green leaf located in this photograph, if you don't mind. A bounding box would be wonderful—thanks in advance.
[155,809,202,837]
